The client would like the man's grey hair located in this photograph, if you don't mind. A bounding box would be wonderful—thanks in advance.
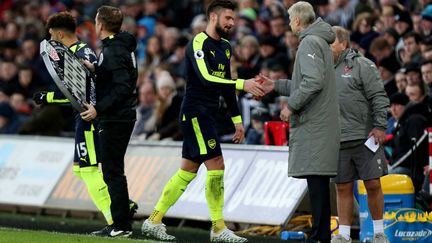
[288,1,315,27]
[332,26,351,48]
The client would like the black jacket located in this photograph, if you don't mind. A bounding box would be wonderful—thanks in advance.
[391,102,430,171]
[95,31,138,121]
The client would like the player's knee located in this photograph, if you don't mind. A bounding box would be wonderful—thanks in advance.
[364,179,382,193]
[336,182,354,195]
[204,156,224,170]
[181,159,200,173]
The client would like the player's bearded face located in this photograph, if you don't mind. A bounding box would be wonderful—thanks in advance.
[215,10,234,39]
[215,20,230,39]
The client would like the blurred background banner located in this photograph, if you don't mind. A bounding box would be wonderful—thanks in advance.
[0,135,73,206]
[225,151,307,225]
[0,135,306,225]
[168,148,259,221]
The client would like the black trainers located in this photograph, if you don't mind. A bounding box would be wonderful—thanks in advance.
[91,225,132,238]
[129,199,139,221]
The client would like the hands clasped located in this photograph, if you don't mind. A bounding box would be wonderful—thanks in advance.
[243,74,275,99]
[250,74,291,122]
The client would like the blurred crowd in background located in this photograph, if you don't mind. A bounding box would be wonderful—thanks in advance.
[0,0,431,155]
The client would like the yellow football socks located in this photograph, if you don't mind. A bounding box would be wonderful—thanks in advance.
[80,166,113,225]
[152,169,197,224]
[206,170,225,233]
[212,219,226,234]
[73,164,82,179]
[149,210,164,225]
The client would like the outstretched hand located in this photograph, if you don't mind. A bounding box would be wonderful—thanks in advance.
[243,78,264,97]
[256,74,275,94]
[252,74,275,100]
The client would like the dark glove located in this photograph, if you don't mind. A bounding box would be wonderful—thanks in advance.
[33,91,48,105]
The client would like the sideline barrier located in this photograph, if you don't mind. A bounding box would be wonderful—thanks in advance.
[0,136,73,206]
[46,143,182,212]
[0,135,307,225]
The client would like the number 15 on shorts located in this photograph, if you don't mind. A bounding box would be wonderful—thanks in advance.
[76,142,88,157]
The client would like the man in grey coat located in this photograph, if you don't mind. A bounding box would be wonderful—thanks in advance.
[330,26,389,243]
[259,2,339,242]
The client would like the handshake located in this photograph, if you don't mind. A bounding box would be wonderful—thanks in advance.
[243,74,275,99]
[244,75,292,122]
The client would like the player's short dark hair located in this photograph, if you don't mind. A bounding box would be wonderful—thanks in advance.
[97,5,123,34]
[46,12,76,33]
[206,0,237,20]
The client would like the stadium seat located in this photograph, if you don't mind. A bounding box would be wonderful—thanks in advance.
[264,121,289,146]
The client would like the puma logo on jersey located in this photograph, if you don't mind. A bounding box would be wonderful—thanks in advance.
[307,53,316,59]
[210,50,215,57]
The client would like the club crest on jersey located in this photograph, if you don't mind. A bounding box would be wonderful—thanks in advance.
[225,49,230,59]
[194,50,204,59]
[98,53,104,65]
[344,65,352,73]
[341,65,352,78]
[208,139,216,149]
